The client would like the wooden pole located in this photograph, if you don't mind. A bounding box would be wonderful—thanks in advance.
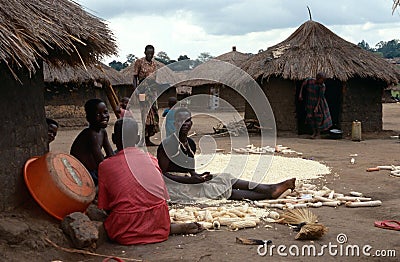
[104,80,121,119]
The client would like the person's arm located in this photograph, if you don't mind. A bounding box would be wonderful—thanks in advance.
[102,129,114,158]
[298,79,307,101]
[89,132,105,166]
[133,75,139,89]
[163,172,210,184]
[162,109,169,117]
[157,146,211,184]
[133,60,140,89]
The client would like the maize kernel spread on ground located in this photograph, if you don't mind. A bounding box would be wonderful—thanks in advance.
[195,154,330,183]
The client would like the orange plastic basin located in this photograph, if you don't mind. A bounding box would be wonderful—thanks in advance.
[24,152,96,220]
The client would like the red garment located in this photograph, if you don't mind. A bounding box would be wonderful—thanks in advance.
[98,147,170,245]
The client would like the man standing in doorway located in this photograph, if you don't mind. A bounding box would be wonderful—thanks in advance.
[133,45,160,146]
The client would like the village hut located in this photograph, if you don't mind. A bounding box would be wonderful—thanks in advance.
[242,20,400,134]
[176,47,252,111]
[0,0,116,210]
[44,63,129,127]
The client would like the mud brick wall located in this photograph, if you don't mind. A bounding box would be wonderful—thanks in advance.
[341,78,384,134]
[0,63,48,211]
[219,85,245,112]
[44,83,132,127]
[261,78,296,132]
[188,84,245,112]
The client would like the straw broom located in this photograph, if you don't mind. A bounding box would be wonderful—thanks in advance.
[281,208,328,240]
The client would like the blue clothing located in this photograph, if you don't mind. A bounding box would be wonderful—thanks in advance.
[162,108,176,137]
[89,170,98,186]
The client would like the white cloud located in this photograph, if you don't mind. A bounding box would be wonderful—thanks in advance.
[75,0,400,63]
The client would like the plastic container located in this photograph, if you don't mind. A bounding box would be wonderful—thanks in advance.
[24,152,95,220]
[351,121,362,141]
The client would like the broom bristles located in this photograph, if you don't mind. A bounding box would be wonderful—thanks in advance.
[282,208,319,224]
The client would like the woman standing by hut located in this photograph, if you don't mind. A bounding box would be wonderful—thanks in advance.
[299,72,332,138]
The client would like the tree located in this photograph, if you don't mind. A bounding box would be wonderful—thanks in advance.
[108,60,126,71]
[178,55,190,61]
[357,40,373,51]
[375,39,400,58]
[126,54,136,64]
[155,51,171,64]
[197,52,214,63]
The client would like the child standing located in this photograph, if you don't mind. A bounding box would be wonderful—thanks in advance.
[162,97,177,137]
[70,98,114,185]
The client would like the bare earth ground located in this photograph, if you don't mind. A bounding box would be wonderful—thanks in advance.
[2,104,399,261]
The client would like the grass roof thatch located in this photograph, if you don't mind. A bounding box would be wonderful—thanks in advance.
[215,46,253,68]
[177,47,252,87]
[242,20,400,83]
[43,63,125,86]
[120,60,180,85]
[0,0,117,78]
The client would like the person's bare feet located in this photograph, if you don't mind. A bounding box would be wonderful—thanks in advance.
[270,178,296,199]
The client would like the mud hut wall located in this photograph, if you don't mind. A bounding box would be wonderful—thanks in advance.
[185,84,245,111]
[188,85,212,110]
[219,85,246,112]
[0,63,48,211]
[262,78,297,132]
[157,86,177,109]
[45,84,132,127]
[341,78,384,133]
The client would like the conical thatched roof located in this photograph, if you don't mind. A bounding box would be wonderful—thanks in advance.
[215,46,252,68]
[0,0,117,77]
[43,63,125,86]
[242,20,400,83]
[177,47,252,87]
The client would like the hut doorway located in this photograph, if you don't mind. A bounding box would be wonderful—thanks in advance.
[295,79,342,135]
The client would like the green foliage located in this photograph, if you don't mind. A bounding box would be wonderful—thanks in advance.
[178,55,190,61]
[155,51,171,64]
[375,40,400,58]
[358,39,400,58]
[108,60,127,71]
[197,52,214,63]
[126,54,136,64]
[357,40,372,51]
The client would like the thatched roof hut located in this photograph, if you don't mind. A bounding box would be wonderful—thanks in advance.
[43,63,130,127]
[44,63,125,86]
[173,47,252,111]
[242,20,400,134]
[215,46,253,68]
[242,20,400,83]
[0,0,116,77]
[0,0,116,211]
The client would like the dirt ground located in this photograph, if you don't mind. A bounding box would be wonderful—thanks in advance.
[1,103,399,261]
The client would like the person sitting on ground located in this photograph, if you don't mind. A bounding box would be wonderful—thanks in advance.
[70,98,114,185]
[46,118,59,144]
[162,97,178,137]
[157,107,296,202]
[97,118,203,245]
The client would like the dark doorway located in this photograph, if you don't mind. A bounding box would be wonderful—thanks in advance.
[295,79,342,135]
[324,79,342,130]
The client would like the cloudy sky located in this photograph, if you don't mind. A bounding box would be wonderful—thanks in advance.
[76,0,400,63]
